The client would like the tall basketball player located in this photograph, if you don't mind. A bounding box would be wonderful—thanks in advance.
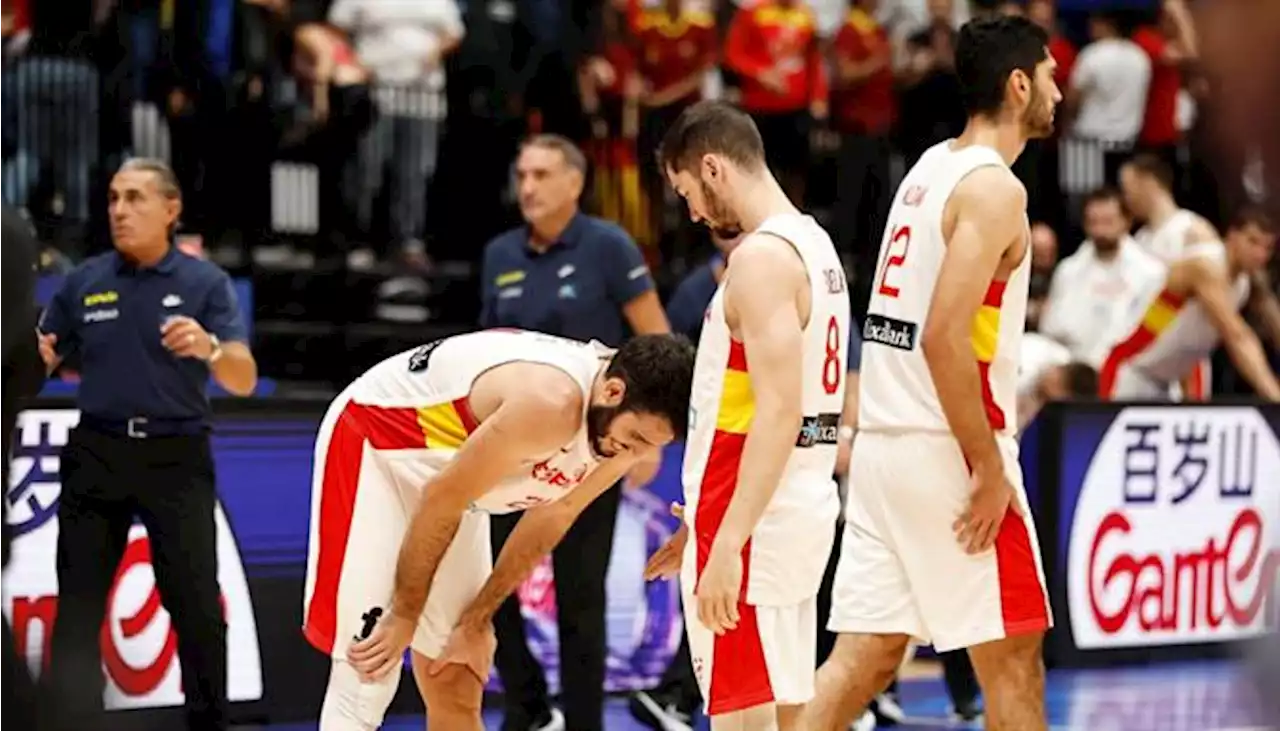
[645,101,851,731]
[802,17,1059,731]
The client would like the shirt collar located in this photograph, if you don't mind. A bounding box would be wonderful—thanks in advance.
[524,212,585,255]
[115,245,179,275]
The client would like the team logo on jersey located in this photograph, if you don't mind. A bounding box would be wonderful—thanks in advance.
[796,413,840,448]
[863,314,917,351]
[408,339,444,372]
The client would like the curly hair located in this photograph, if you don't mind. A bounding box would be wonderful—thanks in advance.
[605,334,696,438]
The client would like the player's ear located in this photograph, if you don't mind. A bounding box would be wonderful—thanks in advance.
[1010,69,1031,100]
[601,376,627,406]
[701,153,719,181]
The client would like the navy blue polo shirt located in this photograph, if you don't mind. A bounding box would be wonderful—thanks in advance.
[479,214,654,346]
[39,247,248,423]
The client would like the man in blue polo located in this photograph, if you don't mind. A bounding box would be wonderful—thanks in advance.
[480,133,669,731]
[36,158,258,731]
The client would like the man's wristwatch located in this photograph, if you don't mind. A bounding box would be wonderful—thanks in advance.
[207,334,224,363]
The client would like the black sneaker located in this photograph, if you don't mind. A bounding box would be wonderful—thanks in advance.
[950,699,984,726]
[629,689,696,731]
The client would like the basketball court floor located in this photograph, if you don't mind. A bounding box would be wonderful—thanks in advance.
[246,659,1272,730]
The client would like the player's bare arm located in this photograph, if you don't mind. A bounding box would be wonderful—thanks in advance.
[923,167,1026,553]
[924,167,1023,474]
[389,367,585,620]
[1184,257,1280,400]
[697,233,807,635]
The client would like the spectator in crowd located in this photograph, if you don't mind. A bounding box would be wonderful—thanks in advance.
[631,0,718,242]
[830,0,896,284]
[479,134,669,731]
[1065,11,1151,186]
[1026,220,1059,330]
[723,0,827,203]
[895,0,964,166]
[1040,187,1166,361]
[1132,0,1198,188]
[328,0,464,271]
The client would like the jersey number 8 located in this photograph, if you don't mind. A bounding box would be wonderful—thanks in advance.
[822,316,841,395]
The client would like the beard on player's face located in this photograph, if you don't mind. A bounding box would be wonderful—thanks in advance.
[700,178,744,240]
[1022,85,1056,139]
[586,403,622,458]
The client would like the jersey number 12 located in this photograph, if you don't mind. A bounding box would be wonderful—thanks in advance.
[875,225,911,299]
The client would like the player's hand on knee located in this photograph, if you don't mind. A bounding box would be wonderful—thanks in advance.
[694,543,742,635]
[347,610,416,682]
[428,621,497,684]
[644,522,688,581]
[953,465,1022,555]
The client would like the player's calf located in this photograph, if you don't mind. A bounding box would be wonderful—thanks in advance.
[966,632,1047,731]
[319,659,399,731]
[802,633,911,731]
[411,652,485,731]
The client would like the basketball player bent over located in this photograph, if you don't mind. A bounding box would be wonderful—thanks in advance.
[645,101,851,731]
[801,17,1060,731]
[302,330,694,730]
[1097,207,1280,401]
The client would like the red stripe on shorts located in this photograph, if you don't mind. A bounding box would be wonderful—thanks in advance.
[993,505,1050,637]
[302,402,425,653]
[694,429,776,715]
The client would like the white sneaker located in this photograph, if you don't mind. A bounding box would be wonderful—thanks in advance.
[532,707,565,731]
[851,709,877,731]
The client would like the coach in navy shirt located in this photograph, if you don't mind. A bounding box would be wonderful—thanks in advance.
[36,158,257,731]
[480,134,669,731]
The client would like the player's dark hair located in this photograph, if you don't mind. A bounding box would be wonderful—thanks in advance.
[1123,152,1175,191]
[955,16,1050,117]
[1062,362,1100,399]
[657,100,767,174]
[1227,204,1275,235]
[1083,186,1127,215]
[606,334,696,438]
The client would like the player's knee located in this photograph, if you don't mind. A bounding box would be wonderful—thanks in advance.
[828,633,910,687]
[968,632,1044,688]
[319,659,398,731]
[415,660,484,717]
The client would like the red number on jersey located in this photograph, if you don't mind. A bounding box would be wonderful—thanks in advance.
[876,225,911,298]
[822,316,842,395]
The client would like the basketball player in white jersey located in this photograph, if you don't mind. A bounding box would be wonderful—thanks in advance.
[1120,152,1220,398]
[801,17,1060,731]
[302,329,694,730]
[644,100,851,731]
[1097,207,1280,401]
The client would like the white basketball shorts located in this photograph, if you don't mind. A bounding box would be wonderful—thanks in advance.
[680,541,819,716]
[828,432,1052,652]
[301,394,492,720]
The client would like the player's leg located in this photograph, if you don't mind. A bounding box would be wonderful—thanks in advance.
[802,433,928,730]
[888,435,1051,731]
[303,400,409,730]
[407,508,493,728]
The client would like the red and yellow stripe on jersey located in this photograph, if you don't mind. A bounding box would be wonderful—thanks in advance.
[690,339,777,714]
[970,280,1008,431]
[1098,287,1186,397]
[695,340,755,586]
[304,396,479,651]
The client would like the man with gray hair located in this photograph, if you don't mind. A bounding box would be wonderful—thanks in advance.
[480,134,670,731]
[37,158,258,730]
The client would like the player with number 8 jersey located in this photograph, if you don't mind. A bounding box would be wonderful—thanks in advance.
[649,101,849,727]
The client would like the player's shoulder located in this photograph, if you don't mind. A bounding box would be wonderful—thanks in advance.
[1182,211,1221,243]
[731,229,808,275]
[952,164,1026,214]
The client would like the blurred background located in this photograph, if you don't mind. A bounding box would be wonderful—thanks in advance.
[2,0,1277,728]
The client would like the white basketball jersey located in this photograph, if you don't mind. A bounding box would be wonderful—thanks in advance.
[682,213,849,606]
[1105,243,1251,385]
[859,141,1029,438]
[1135,208,1199,265]
[348,329,603,515]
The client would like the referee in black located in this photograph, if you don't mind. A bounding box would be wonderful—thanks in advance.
[36,158,258,731]
[4,204,44,729]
